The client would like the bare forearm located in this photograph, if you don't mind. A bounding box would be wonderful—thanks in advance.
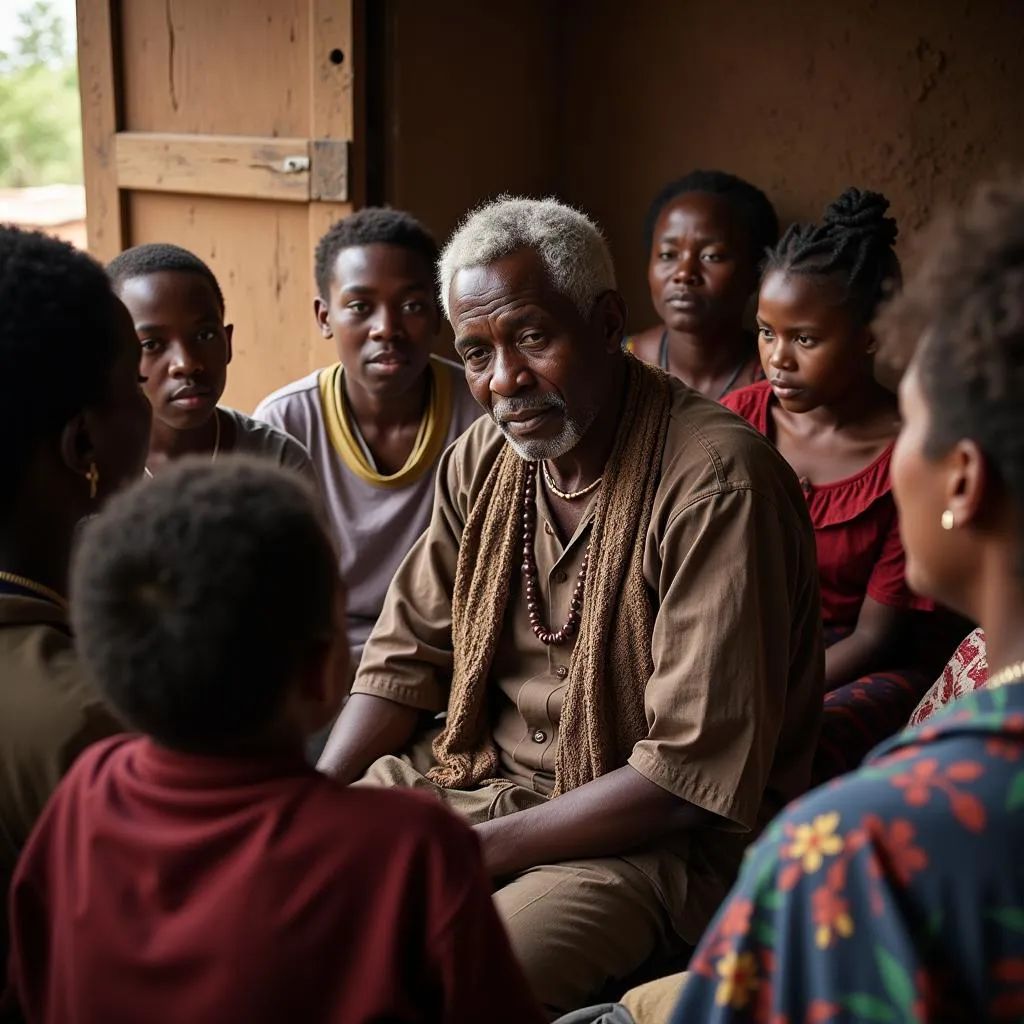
[825,630,893,689]
[826,597,907,689]
[474,765,716,877]
[316,692,421,784]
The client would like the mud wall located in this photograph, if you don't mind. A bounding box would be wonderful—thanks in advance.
[559,0,1024,329]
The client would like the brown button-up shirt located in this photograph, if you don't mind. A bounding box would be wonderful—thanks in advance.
[0,595,123,990]
[354,378,824,939]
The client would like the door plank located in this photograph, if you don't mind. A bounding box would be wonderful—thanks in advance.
[310,0,354,143]
[115,132,312,201]
[120,1,311,137]
[76,0,125,260]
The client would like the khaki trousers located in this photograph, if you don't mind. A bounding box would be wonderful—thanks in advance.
[356,748,678,1017]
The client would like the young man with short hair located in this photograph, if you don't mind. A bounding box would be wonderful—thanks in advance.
[254,209,481,682]
[107,243,315,480]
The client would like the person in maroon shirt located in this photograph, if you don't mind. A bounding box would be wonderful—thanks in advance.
[723,187,933,695]
[3,459,544,1024]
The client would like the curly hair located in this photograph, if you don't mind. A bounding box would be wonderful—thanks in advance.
[439,195,615,319]
[71,458,340,753]
[763,188,901,326]
[315,207,439,300]
[106,242,225,312]
[0,225,120,503]
[877,179,1024,501]
[644,170,779,264]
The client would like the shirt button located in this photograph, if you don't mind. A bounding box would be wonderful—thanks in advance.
[532,730,547,743]
[553,569,567,584]
[555,665,568,679]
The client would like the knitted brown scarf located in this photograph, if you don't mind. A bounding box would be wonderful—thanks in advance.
[428,354,673,795]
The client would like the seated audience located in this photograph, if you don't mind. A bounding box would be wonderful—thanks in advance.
[318,197,824,1015]
[724,189,933,693]
[626,170,778,399]
[671,178,1024,1023]
[254,209,481,682]
[107,244,314,480]
[0,226,150,994]
[4,460,544,1024]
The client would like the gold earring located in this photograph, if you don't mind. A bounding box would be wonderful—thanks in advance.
[941,509,956,531]
[86,462,100,501]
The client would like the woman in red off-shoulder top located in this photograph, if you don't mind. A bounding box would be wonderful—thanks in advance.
[723,188,932,691]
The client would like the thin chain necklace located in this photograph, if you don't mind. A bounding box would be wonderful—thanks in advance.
[542,464,603,501]
[521,463,590,645]
[658,330,747,398]
[986,660,1024,691]
[0,571,68,610]
[144,409,221,479]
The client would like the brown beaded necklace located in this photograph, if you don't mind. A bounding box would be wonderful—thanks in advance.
[521,462,592,645]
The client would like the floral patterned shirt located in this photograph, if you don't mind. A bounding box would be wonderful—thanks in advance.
[671,684,1024,1023]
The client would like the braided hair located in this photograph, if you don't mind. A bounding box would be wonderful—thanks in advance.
[763,188,901,326]
[644,170,779,263]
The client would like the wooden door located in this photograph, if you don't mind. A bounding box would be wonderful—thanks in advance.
[77,0,359,412]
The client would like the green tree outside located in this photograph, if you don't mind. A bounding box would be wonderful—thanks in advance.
[0,0,82,187]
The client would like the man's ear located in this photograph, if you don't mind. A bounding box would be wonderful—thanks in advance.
[314,297,333,339]
[224,322,234,365]
[593,290,628,354]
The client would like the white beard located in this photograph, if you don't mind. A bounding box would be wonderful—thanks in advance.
[497,411,590,461]
[491,394,597,462]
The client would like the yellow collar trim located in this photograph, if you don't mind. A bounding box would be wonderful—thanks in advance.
[319,356,453,489]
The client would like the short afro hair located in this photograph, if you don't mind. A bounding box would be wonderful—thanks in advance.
[71,458,341,753]
[0,225,121,503]
[764,188,901,328]
[877,179,1024,549]
[644,170,780,264]
[314,207,440,300]
[106,242,225,312]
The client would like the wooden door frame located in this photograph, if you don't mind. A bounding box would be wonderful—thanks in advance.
[76,0,363,266]
[76,0,125,262]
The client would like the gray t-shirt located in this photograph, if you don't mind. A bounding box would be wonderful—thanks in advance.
[220,407,317,487]
[253,357,482,671]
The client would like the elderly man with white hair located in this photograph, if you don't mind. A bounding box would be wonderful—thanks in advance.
[319,196,824,1014]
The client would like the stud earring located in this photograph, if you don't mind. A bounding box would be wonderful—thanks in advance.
[86,462,100,501]
[941,509,956,531]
